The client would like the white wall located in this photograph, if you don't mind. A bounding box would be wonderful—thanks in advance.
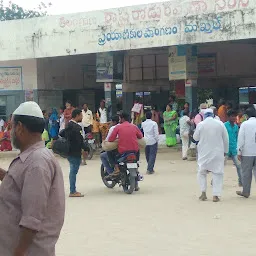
[0,59,37,90]
[0,0,255,61]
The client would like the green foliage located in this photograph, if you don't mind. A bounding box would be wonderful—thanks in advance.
[0,1,51,21]
[197,88,213,105]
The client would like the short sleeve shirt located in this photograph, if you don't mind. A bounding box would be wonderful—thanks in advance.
[0,141,65,256]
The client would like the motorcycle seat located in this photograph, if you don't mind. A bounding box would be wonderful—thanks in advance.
[117,151,137,164]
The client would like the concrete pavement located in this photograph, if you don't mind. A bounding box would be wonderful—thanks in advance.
[1,151,255,256]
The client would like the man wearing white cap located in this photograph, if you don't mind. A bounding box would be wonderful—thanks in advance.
[0,101,65,256]
[193,108,229,202]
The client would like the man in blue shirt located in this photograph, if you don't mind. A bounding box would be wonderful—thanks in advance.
[224,110,242,187]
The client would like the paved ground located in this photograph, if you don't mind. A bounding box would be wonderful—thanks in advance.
[1,151,256,256]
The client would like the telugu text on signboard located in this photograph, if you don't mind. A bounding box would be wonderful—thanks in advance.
[0,67,22,90]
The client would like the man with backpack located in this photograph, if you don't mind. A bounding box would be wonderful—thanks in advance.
[60,109,88,198]
[194,103,207,126]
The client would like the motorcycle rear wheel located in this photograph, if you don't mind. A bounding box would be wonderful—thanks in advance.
[101,164,117,189]
[87,144,94,160]
[122,173,136,194]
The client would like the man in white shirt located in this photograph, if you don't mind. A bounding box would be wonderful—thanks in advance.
[142,111,159,174]
[193,108,229,202]
[237,107,256,198]
[97,100,109,141]
[82,103,93,134]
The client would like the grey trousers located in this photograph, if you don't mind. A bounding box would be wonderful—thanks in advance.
[241,156,256,196]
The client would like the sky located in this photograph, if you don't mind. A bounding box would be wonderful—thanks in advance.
[4,0,165,15]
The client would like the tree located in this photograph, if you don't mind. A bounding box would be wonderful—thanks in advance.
[0,1,51,21]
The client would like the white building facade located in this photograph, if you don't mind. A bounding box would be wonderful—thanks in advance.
[0,0,255,117]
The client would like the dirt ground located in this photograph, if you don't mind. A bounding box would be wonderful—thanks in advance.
[1,151,256,256]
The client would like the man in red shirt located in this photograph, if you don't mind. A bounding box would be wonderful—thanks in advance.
[108,112,143,176]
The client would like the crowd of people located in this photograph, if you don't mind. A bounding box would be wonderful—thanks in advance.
[0,97,256,255]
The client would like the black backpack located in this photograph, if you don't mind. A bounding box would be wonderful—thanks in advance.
[52,128,70,158]
[52,136,70,158]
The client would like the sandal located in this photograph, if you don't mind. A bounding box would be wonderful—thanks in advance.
[69,192,84,198]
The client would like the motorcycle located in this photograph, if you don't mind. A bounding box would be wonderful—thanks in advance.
[100,151,143,194]
[84,133,96,160]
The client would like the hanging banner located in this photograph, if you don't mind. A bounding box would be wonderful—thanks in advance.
[96,52,114,82]
[25,89,34,101]
[169,46,198,80]
[0,67,22,90]
[96,52,124,82]
[169,46,186,80]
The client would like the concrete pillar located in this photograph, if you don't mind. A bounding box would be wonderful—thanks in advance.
[185,80,198,112]
[104,83,117,120]
[122,92,134,113]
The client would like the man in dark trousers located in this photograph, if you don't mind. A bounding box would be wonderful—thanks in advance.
[142,111,159,174]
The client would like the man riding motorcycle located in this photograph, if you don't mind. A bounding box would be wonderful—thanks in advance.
[100,115,120,174]
[107,112,143,177]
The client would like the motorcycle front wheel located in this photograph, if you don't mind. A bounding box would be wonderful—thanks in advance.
[100,164,117,189]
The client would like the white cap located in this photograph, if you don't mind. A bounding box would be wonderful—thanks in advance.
[204,108,213,114]
[13,101,44,119]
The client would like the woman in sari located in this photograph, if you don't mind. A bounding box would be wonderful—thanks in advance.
[163,104,178,147]
[49,108,59,139]
[0,124,12,151]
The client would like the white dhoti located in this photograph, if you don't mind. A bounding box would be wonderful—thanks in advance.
[197,170,223,197]
[181,133,189,158]
[193,117,229,198]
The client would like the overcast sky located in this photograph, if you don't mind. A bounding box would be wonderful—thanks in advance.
[4,0,164,15]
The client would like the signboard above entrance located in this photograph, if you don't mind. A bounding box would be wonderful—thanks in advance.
[0,67,22,90]
[0,0,254,61]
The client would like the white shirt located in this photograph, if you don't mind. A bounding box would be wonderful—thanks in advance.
[193,117,229,174]
[59,114,65,132]
[98,108,107,124]
[82,109,93,127]
[238,117,256,156]
[142,119,159,145]
[106,124,119,141]
[78,122,85,139]
[179,116,190,135]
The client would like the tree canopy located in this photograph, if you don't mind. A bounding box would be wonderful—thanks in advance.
[0,1,51,21]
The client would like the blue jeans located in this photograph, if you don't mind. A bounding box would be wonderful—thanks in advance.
[145,143,158,172]
[231,155,242,186]
[68,156,81,194]
[100,152,114,174]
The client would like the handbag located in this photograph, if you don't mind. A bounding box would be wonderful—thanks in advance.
[52,137,70,158]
